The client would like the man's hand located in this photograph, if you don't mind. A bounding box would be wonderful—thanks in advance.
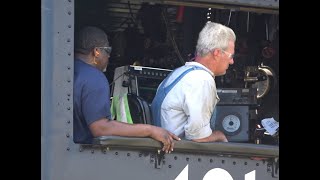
[150,126,181,153]
[192,130,228,143]
[212,130,228,142]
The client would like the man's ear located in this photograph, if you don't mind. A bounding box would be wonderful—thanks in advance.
[212,49,220,56]
[94,48,100,56]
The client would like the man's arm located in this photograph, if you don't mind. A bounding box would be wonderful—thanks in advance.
[181,71,227,143]
[192,130,228,143]
[89,118,181,153]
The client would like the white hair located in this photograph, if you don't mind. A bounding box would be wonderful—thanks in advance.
[196,21,236,57]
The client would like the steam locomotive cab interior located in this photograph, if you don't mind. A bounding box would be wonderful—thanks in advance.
[75,0,279,145]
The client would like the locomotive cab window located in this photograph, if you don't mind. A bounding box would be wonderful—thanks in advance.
[74,0,279,146]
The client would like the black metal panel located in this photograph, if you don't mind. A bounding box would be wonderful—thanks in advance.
[213,106,250,142]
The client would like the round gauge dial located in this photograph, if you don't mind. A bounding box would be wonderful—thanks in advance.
[251,66,276,99]
[222,114,241,135]
[251,70,270,99]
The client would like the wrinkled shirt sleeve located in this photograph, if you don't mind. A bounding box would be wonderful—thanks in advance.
[183,73,217,140]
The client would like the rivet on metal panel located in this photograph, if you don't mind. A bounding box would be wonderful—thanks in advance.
[67,79,71,83]
[233,161,236,165]
[222,160,225,164]
[244,162,248,165]
[168,165,172,168]
[67,107,71,110]
[210,159,213,163]
[256,163,259,166]
[174,156,177,160]
[67,93,71,96]
[139,153,142,157]
[79,147,83,152]
[127,153,130,157]
[115,152,118,155]
[67,120,70,124]
[198,158,201,162]
[66,133,70,138]
[67,38,70,42]
[91,150,94,154]
[68,0,71,2]
[267,165,271,172]
[68,25,71,28]
[67,147,70,151]
[68,52,71,56]
[68,11,71,15]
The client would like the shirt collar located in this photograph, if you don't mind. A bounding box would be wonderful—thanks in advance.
[185,61,215,77]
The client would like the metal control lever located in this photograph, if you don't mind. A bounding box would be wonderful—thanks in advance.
[254,125,265,144]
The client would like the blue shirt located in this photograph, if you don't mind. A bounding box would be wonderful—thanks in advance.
[73,59,111,143]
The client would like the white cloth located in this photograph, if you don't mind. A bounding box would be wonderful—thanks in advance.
[160,62,220,140]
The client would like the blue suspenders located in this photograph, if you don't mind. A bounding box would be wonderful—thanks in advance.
[151,66,210,127]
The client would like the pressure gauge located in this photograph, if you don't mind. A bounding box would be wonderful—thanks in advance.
[245,65,277,99]
[251,67,272,99]
[222,114,241,135]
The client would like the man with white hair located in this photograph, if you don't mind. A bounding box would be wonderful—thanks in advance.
[152,22,236,142]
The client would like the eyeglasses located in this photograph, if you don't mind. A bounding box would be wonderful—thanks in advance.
[221,49,235,59]
[97,46,112,55]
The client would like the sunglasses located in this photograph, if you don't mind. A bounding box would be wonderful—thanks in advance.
[221,49,235,59]
[97,46,112,55]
